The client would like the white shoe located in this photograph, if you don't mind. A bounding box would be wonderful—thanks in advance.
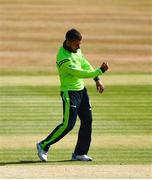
[72,153,93,161]
[36,142,48,162]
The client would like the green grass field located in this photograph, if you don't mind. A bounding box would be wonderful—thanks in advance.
[0,74,152,166]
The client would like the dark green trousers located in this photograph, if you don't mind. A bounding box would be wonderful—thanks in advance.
[41,87,92,155]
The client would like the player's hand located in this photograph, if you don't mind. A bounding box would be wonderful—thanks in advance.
[100,62,109,73]
[96,80,104,94]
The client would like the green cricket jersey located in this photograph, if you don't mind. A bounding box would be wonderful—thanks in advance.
[56,47,103,91]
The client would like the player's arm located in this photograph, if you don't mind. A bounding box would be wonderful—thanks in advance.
[58,59,108,78]
[80,55,108,93]
[81,54,100,82]
[80,52,108,93]
[95,62,109,93]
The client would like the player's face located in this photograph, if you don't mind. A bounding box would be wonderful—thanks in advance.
[70,40,81,53]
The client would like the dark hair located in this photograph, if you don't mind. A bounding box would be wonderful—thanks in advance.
[65,28,82,41]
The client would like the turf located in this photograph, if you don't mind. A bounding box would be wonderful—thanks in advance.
[0,84,152,135]
[0,75,152,165]
[0,148,152,165]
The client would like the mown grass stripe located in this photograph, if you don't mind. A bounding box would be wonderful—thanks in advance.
[0,82,152,164]
[0,148,151,165]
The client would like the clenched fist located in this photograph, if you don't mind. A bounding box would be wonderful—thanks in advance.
[100,62,109,73]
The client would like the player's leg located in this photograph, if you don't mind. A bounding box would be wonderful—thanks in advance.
[40,91,79,152]
[37,91,79,161]
[73,88,92,158]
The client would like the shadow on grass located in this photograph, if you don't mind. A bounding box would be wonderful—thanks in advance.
[0,160,73,166]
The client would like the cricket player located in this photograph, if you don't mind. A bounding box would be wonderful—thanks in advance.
[37,28,109,161]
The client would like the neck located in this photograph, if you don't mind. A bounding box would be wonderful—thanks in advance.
[63,41,74,53]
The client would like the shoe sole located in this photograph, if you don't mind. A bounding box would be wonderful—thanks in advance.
[71,158,92,161]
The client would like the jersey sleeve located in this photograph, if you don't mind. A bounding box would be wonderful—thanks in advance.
[58,59,103,78]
